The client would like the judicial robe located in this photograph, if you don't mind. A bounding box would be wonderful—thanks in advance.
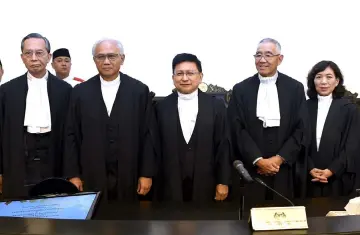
[227,72,308,200]
[306,98,359,197]
[63,72,157,202]
[0,72,72,198]
[155,91,231,202]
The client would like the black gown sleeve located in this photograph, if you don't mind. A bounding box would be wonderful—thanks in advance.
[227,86,262,165]
[278,83,308,165]
[63,89,82,179]
[214,99,231,185]
[139,88,158,178]
[328,103,359,176]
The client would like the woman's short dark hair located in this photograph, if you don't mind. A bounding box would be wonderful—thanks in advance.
[306,60,346,99]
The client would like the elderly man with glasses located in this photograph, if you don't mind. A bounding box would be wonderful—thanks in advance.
[63,39,157,204]
[0,33,72,199]
[228,38,308,202]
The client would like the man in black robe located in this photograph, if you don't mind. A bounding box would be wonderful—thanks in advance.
[228,38,307,202]
[0,33,72,198]
[155,53,231,202]
[64,39,156,202]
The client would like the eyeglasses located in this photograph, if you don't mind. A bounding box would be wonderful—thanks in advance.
[94,53,121,62]
[173,71,200,78]
[23,50,47,58]
[253,53,280,61]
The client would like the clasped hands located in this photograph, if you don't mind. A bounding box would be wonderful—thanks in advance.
[309,168,333,183]
[69,176,153,195]
[256,155,283,176]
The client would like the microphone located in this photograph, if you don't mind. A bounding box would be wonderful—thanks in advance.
[233,160,254,183]
[233,160,295,206]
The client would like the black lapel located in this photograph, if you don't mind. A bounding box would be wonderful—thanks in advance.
[18,74,29,125]
[163,92,179,164]
[92,75,111,118]
[247,74,260,118]
[165,92,179,138]
[195,90,211,136]
[275,74,290,120]
[47,73,59,126]
[247,75,263,139]
[318,98,340,153]
[307,99,318,152]
[276,74,292,144]
[195,90,212,156]
[109,72,127,119]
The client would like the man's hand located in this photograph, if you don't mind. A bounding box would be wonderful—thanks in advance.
[310,168,333,183]
[69,177,83,191]
[137,177,152,195]
[269,155,284,166]
[215,184,228,201]
[256,158,279,175]
[322,169,333,178]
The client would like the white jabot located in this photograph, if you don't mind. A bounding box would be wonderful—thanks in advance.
[24,71,52,133]
[256,72,281,128]
[177,89,198,143]
[316,94,333,150]
[63,75,82,87]
[100,75,120,116]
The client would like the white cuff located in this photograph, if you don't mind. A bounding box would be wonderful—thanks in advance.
[253,157,263,165]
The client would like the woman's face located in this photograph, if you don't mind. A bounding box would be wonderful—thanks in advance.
[314,66,339,96]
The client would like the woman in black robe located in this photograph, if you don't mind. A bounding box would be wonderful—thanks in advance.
[305,60,359,197]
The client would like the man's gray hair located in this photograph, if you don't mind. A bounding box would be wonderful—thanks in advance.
[92,39,124,56]
[21,33,51,53]
[258,38,281,54]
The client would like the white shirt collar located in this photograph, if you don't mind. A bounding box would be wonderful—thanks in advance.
[317,94,333,102]
[177,89,198,100]
[258,72,278,84]
[27,71,49,81]
[100,74,120,87]
[63,75,72,83]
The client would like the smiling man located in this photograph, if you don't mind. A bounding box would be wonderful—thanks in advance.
[228,38,307,201]
[0,33,72,198]
[155,53,231,203]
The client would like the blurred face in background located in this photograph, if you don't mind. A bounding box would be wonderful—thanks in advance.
[52,56,71,79]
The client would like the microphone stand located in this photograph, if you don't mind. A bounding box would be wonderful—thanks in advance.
[254,177,295,206]
[238,176,245,220]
